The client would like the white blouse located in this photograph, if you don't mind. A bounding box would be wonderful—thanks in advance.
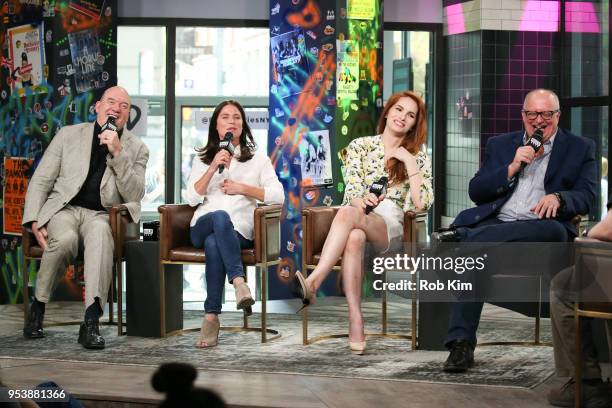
[185,147,285,240]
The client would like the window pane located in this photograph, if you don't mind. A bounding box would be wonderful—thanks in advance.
[569,106,609,220]
[117,26,167,212]
[176,27,269,97]
[563,0,609,97]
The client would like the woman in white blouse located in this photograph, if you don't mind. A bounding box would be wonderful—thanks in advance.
[185,100,284,348]
[293,91,433,355]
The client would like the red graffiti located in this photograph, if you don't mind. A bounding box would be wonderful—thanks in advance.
[285,0,321,29]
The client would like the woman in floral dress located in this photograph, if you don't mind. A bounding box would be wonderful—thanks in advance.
[293,91,433,355]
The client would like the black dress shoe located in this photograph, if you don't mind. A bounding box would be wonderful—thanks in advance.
[23,302,45,339]
[78,319,105,349]
[443,339,474,373]
[431,229,460,243]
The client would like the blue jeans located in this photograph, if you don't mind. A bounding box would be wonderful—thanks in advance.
[444,218,569,348]
[190,210,253,314]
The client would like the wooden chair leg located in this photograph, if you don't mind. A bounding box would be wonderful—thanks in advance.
[261,264,267,343]
[160,262,167,337]
[22,257,30,322]
[117,260,123,336]
[108,268,115,324]
[382,270,387,335]
[302,307,309,345]
[411,298,417,350]
[575,311,582,408]
[243,264,249,329]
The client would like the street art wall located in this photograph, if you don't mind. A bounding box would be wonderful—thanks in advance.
[0,0,117,304]
[268,0,383,299]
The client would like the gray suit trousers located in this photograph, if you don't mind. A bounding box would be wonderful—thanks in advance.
[34,205,114,310]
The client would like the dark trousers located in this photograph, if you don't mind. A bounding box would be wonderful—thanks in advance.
[190,210,253,314]
[444,217,569,348]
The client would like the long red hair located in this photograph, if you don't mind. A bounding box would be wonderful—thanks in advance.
[376,91,427,184]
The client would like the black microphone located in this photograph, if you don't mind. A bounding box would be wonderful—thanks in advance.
[218,132,235,174]
[365,176,388,215]
[519,128,544,172]
[99,116,117,154]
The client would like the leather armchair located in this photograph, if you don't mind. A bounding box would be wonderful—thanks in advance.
[573,236,612,408]
[301,205,428,349]
[158,203,282,342]
[22,204,139,335]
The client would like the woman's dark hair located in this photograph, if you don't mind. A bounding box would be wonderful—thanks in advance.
[376,91,427,185]
[196,100,256,165]
[152,362,226,408]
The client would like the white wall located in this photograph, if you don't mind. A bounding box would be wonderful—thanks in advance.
[118,0,443,24]
[385,0,443,23]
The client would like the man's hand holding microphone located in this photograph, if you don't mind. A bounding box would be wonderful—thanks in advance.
[99,116,122,156]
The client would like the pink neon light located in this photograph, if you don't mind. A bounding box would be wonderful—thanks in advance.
[445,4,466,35]
[519,1,560,32]
[566,2,601,33]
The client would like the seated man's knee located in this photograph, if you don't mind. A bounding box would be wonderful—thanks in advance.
[48,228,79,255]
[90,218,113,238]
[546,221,568,242]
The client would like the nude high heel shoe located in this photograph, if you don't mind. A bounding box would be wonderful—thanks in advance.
[349,341,367,355]
[196,318,220,348]
[234,282,255,311]
[293,271,316,312]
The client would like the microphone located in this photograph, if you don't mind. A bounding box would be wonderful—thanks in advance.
[365,176,388,215]
[99,116,117,154]
[218,132,235,174]
[101,116,117,133]
[519,128,544,172]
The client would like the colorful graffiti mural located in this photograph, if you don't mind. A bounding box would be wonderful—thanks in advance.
[268,0,383,299]
[0,0,117,304]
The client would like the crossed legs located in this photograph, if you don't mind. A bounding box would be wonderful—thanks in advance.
[304,206,389,343]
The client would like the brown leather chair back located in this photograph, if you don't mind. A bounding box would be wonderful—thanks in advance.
[158,204,196,261]
[302,206,339,266]
[253,205,282,263]
[574,237,612,313]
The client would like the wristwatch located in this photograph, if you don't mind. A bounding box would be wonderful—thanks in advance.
[553,192,565,210]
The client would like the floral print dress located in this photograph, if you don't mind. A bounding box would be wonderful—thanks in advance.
[341,135,434,245]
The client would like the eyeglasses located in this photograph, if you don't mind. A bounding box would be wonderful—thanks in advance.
[522,110,559,120]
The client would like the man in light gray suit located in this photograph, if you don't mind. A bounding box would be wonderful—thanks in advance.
[22,86,149,349]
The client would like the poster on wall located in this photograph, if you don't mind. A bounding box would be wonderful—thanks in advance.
[270,29,310,99]
[300,130,333,186]
[68,29,105,94]
[336,41,359,101]
[69,0,105,20]
[7,23,46,95]
[3,157,33,235]
[347,0,376,20]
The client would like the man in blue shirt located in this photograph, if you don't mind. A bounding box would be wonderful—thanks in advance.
[434,89,598,373]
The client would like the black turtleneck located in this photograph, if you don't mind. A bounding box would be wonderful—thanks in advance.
[70,122,123,211]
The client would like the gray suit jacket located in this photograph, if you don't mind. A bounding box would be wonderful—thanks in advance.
[22,122,149,227]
